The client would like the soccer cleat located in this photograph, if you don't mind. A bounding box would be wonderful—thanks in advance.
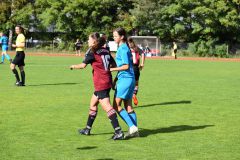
[15,81,25,87]
[133,94,138,106]
[78,128,91,135]
[0,62,3,64]
[124,125,139,139]
[112,131,124,140]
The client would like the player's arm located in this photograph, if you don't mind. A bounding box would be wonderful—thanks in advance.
[139,47,145,70]
[70,48,94,70]
[70,63,87,70]
[110,64,129,72]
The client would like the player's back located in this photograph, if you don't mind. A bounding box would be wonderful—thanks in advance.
[92,48,113,91]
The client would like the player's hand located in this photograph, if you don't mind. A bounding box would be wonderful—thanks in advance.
[110,68,114,72]
[139,65,144,70]
[12,44,17,48]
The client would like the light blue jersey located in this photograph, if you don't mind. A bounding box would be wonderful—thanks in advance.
[115,43,134,79]
[0,36,9,51]
[115,43,135,99]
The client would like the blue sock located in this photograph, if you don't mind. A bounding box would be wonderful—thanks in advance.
[119,109,134,127]
[129,111,137,126]
[1,55,5,62]
[5,54,11,61]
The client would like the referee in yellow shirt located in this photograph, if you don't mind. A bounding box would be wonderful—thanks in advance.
[10,25,26,86]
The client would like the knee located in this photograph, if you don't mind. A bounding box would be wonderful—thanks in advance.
[10,64,15,70]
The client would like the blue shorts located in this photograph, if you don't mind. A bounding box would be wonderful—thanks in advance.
[115,77,135,100]
[2,46,8,52]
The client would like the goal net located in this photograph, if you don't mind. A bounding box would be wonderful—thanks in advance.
[130,36,160,57]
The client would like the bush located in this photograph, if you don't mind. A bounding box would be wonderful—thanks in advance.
[186,39,229,58]
[215,44,228,58]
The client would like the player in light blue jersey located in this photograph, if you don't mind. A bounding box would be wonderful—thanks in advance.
[110,27,139,139]
[0,32,12,64]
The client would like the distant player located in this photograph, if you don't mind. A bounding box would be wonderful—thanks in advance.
[70,32,124,140]
[10,25,26,86]
[0,32,12,64]
[128,37,145,106]
[172,41,177,59]
[110,28,139,138]
[74,39,83,56]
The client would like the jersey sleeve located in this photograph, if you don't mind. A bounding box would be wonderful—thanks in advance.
[19,34,25,43]
[82,48,95,64]
[120,47,130,65]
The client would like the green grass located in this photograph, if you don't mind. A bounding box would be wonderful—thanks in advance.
[1,56,240,160]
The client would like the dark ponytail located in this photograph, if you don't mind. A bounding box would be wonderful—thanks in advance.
[90,32,106,53]
[114,27,131,50]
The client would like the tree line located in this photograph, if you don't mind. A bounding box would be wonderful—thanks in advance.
[0,0,239,44]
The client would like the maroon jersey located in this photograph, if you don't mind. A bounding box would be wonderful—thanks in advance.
[83,48,116,91]
[131,47,143,65]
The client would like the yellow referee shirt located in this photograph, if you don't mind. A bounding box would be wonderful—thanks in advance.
[16,33,25,51]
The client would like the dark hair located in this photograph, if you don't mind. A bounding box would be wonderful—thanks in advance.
[114,27,127,42]
[128,37,138,52]
[90,32,106,53]
[16,25,24,34]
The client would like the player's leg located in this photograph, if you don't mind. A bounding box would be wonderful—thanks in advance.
[4,52,12,62]
[124,99,137,127]
[113,96,135,129]
[1,52,5,63]
[133,80,139,106]
[99,96,124,140]
[79,94,99,135]
[123,99,139,138]
[133,66,140,106]
[10,63,20,85]
[19,66,25,86]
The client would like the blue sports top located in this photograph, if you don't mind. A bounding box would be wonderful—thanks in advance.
[115,43,134,78]
[0,36,8,47]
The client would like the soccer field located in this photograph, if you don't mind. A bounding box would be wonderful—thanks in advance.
[1,56,240,160]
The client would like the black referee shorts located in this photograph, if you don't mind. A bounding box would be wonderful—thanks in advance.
[133,65,140,81]
[94,88,111,100]
[12,51,25,67]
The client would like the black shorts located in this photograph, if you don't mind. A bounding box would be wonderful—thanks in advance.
[12,51,25,67]
[94,88,111,100]
[76,47,81,50]
[174,49,177,53]
[133,65,140,81]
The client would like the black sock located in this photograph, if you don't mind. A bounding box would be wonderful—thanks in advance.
[86,109,97,129]
[20,70,25,84]
[107,109,121,133]
[12,69,20,82]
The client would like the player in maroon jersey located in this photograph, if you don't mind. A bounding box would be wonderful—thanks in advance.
[70,32,124,140]
[128,37,145,106]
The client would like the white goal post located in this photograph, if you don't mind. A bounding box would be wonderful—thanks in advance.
[109,36,160,56]
[130,36,160,56]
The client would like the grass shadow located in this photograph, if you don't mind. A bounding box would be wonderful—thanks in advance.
[140,125,214,137]
[137,100,191,108]
[28,82,80,86]
[76,146,97,150]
